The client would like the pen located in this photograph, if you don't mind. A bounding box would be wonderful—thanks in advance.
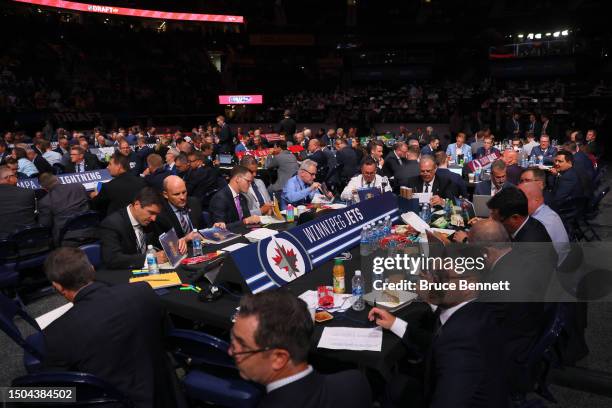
[131,269,148,273]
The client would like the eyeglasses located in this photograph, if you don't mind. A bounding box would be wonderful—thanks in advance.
[302,169,316,176]
[229,345,271,357]
[240,176,253,184]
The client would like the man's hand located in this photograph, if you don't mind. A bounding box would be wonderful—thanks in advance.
[549,167,558,176]
[325,191,334,199]
[451,230,468,243]
[379,158,385,167]
[177,238,188,254]
[260,203,274,215]
[310,182,322,191]
[243,215,261,225]
[213,222,226,229]
[368,307,396,330]
[430,195,444,207]
[141,167,150,176]
[88,191,98,199]
[155,250,167,264]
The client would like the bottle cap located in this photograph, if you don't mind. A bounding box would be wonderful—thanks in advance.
[193,228,198,232]
[355,270,361,276]
[147,245,153,249]
[334,258,343,265]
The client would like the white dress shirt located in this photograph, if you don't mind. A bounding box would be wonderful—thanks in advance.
[532,204,570,265]
[340,174,392,201]
[266,365,314,393]
[390,300,475,338]
[126,205,145,253]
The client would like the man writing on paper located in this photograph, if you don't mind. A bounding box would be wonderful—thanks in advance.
[42,247,186,408]
[230,290,372,408]
[404,156,457,207]
[99,187,167,269]
[340,157,392,202]
[154,175,205,254]
[281,160,333,209]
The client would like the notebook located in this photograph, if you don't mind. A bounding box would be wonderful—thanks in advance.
[129,271,182,289]
[473,195,491,218]
[198,227,241,244]
[159,228,187,267]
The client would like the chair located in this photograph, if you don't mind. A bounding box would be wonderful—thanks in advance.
[80,242,102,268]
[580,186,610,241]
[12,371,133,407]
[52,163,65,175]
[201,211,211,228]
[556,197,588,242]
[167,328,262,408]
[58,210,101,246]
[8,225,53,270]
[0,292,44,373]
[0,239,19,291]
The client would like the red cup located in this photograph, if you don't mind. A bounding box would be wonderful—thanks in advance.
[317,285,334,308]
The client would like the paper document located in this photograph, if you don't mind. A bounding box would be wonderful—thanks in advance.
[36,303,73,330]
[260,215,285,224]
[244,228,278,242]
[401,211,430,233]
[413,192,432,204]
[221,242,249,252]
[317,327,383,352]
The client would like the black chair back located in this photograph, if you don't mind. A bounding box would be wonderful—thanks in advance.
[58,211,101,245]
[9,225,53,260]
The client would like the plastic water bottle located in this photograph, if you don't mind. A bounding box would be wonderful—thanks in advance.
[420,203,431,223]
[192,228,203,257]
[384,215,392,235]
[351,270,365,311]
[376,220,385,246]
[286,204,294,222]
[444,199,451,221]
[146,245,159,274]
[360,226,370,257]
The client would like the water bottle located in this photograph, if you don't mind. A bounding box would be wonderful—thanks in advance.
[368,223,378,253]
[376,220,385,246]
[359,226,370,257]
[146,245,159,274]
[420,203,431,223]
[383,216,391,236]
[351,270,365,311]
[444,199,451,221]
[192,228,203,257]
[286,204,294,222]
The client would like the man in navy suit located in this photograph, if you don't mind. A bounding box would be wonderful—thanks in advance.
[474,159,513,196]
[435,151,467,198]
[548,150,586,211]
[209,165,260,229]
[530,135,557,165]
[420,136,440,157]
[217,115,234,153]
[230,290,372,408]
[474,135,500,159]
[564,142,595,182]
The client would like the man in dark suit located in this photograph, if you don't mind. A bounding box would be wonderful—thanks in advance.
[54,137,70,164]
[143,153,171,193]
[118,140,142,176]
[394,146,420,190]
[487,186,553,243]
[405,156,458,206]
[99,187,167,269]
[420,137,440,157]
[434,151,468,198]
[42,247,185,408]
[369,252,508,408]
[209,165,260,229]
[64,146,100,173]
[0,165,36,238]
[306,139,328,182]
[565,142,595,183]
[526,113,542,138]
[382,142,407,178]
[530,134,557,165]
[502,149,524,185]
[217,115,234,153]
[506,111,522,138]
[474,159,513,196]
[90,153,146,216]
[185,150,225,207]
[549,150,586,211]
[230,290,372,408]
[155,175,205,253]
[334,138,359,185]
[277,110,297,143]
[585,129,603,160]
[27,148,54,175]
[474,135,500,159]
[38,173,92,245]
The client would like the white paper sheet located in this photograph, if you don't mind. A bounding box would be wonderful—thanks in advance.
[220,242,249,252]
[413,192,432,204]
[259,215,286,225]
[35,303,73,330]
[317,327,383,352]
[401,211,430,233]
[244,228,278,242]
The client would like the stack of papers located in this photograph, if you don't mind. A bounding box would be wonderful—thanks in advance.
[244,228,278,242]
[129,271,182,289]
[260,215,285,224]
[317,327,383,352]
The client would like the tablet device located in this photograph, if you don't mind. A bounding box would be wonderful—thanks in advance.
[473,195,491,218]
[218,154,233,165]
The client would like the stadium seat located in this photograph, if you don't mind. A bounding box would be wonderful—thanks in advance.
[7,225,53,270]
[58,210,100,246]
[80,242,102,268]
[12,371,133,407]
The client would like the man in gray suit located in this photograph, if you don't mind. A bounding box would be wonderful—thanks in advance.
[38,173,93,245]
[240,155,273,216]
[265,140,298,197]
[0,165,36,238]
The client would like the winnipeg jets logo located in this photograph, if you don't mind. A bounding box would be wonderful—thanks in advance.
[266,238,305,282]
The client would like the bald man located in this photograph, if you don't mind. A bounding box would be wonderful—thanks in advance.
[519,182,569,266]
[154,175,204,254]
[404,156,458,206]
[502,149,523,185]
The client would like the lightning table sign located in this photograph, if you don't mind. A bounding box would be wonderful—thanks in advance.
[227,192,399,293]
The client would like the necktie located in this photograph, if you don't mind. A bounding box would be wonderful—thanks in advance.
[433,307,443,336]
[135,226,146,254]
[252,182,265,206]
[234,195,244,220]
[178,209,191,234]
[424,183,430,193]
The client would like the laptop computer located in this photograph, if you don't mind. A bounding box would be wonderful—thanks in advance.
[218,154,233,165]
[472,195,491,218]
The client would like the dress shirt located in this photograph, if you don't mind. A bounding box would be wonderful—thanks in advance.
[170,203,193,234]
[43,150,63,166]
[18,158,39,176]
[340,174,392,201]
[532,204,570,265]
[126,205,146,253]
[422,176,435,193]
[389,300,475,338]
[523,141,539,156]
[74,160,85,173]
[266,365,314,393]
[511,216,530,239]
[281,175,315,208]
[490,182,499,196]
[445,143,473,163]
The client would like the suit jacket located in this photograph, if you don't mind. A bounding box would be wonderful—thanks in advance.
[154,197,203,239]
[506,164,523,185]
[185,166,223,206]
[474,147,500,160]
[218,124,234,153]
[550,167,584,211]
[99,207,158,269]
[0,185,36,237]
[266,150,299,192]
[38,183,92,244]
[402,302,508,408]
[473,180,513,196]
[33,155,54,175]
[209,185,251,229]
[530,146,557,165]
[245,178,272,216]
[276,117,297,142]
[335,146,359,182]
[513,216,552,243]
[308,150,328,182]
[393,160,420,191]
[405,174,458,201]
[258,370,371,408]
[144,168,172,193]
[382,151,404,179]
[43,282,181,408]
[421,145,436,157]
[573,151,595,181]
[436,168,468,198]
[64,155,100,173]
[91,172,147,216]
